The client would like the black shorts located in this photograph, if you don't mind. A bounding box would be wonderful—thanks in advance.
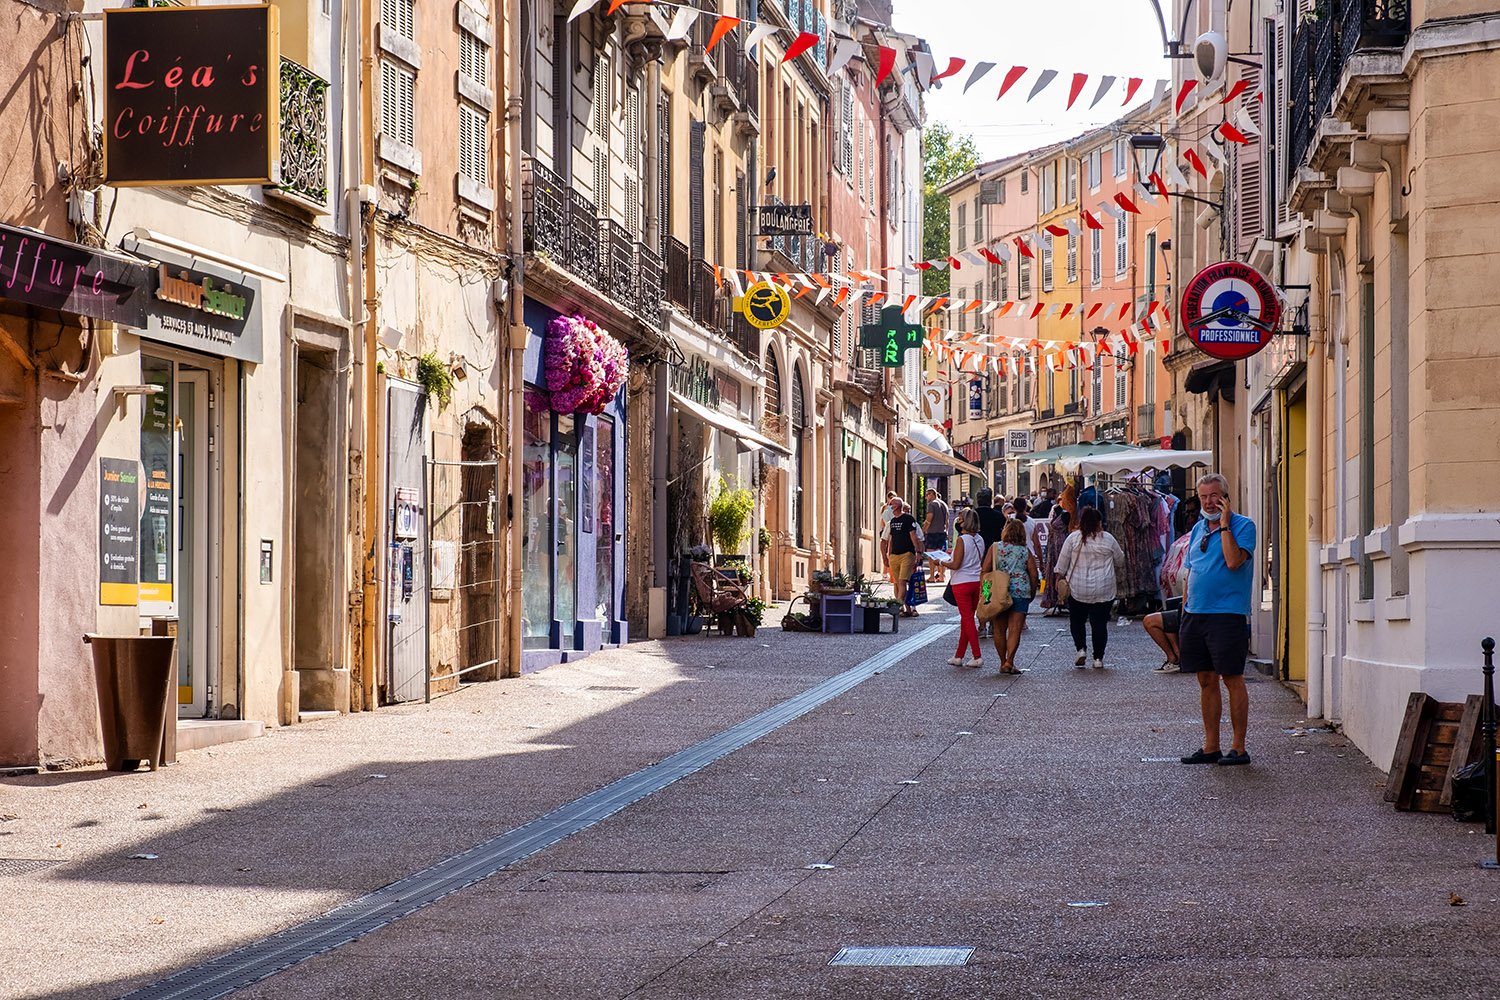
[925,532,948,551]
[1178,612,1249,676]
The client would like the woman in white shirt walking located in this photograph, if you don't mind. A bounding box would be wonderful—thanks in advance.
[928,508,986,668]
[1053,505,1126,669]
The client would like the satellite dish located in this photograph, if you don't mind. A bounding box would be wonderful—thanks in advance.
[1194,31,1227,83]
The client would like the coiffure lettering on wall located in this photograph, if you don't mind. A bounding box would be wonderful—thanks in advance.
[104,5,279,186]
[0,224,149,326]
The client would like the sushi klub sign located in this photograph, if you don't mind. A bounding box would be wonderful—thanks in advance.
[104,5,280,186]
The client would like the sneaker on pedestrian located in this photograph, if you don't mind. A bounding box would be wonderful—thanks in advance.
[947,656,965,667]
[1180,748,1223,764]
[1153,660,1181,674]
[965,658,983,669]
[1217,749,1251,766]
[1092,658,1104,670]
[1074,650,1086,667]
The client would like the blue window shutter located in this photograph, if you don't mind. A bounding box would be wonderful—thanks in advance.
[816,11,827,65]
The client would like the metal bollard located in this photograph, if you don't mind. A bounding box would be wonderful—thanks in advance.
[1484,638,1498,866]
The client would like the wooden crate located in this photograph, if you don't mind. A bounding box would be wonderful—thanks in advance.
[1385,693,1484,813]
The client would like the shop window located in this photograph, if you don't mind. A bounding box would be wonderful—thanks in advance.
[521,404,552,648]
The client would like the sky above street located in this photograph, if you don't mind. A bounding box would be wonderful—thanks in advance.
[889,0,1169,161]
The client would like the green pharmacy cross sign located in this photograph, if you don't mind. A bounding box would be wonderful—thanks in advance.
[859,305,925,368]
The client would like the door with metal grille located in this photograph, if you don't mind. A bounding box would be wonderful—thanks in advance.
[427,437,502,694]
[385,380,428,703]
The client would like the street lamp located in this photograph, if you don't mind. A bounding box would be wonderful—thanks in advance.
[1143,0,1198,61]
[1128,132,1223,211]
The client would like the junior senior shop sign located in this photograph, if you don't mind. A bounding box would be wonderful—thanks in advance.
[145,255,264,363]
[104,5,280,186]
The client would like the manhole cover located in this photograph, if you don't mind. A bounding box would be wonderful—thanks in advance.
[830,946,973,967]
[0,858,62,877]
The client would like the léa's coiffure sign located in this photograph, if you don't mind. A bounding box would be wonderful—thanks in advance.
[104,5,280,186]
[0,223,149,326]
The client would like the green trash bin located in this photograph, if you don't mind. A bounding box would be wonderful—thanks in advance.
[84,634,177,772]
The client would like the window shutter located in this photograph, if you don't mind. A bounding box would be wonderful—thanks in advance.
[1041,242,1053,292]
[735,169,747,270]
[592,52,609,138]
[552,16,569,169]
[689,119,705,259]
[1234,64,1264,254]
[841,83,854,175]
[973,196,983,242]
[1115,353,1127,410]
[658,95,671,254]
[625,176,640,236]
[1091,363,1102,414]
[955,202,966,251]
[1066,233,1078,283]
[1090,228,1101,288]
[1271,13,1292,234]
[999,260,1008,300]
[626,85,640,173]
[1018,256,1030,298]
[593,148,610,219]
[1115,213,1127,275]
[816,11,827,64]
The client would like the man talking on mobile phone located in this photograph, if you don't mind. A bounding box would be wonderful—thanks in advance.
[1178,473,1257,767]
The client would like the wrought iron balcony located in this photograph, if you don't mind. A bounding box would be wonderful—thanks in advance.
[520,155,663,330]
[1288,2,1410,173]
[270,58,329,209]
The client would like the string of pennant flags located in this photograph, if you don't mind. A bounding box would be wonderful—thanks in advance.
[570,0,1264,127]
[922,326,1163,378]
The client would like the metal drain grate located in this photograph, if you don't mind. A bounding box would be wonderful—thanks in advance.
[586,685,640,692]
[119,624,956,1000]
[0,858,62,877]
[830,946,974,967]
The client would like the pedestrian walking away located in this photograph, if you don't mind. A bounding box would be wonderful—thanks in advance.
[1053,505,1126,669]
[886,498,924,617]
[982,517,1039,674]
[879,491,898,592]
[929,508,985,667]
[1177,473,1257,766]
[922,488,950,583]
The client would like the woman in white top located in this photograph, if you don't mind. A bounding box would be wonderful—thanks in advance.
[928,508,986,668]
[1053,505,1126,669]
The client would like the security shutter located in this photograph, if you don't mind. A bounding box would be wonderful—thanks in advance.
[689,119,705,259]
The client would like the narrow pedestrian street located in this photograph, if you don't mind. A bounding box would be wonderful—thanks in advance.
[5,607,1495,1000]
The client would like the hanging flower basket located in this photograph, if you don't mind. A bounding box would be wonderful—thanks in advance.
[529,313,629,415]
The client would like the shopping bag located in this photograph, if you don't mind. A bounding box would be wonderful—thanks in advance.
[1161,534,1191,598]
[906,564,928,606]
[975,570,1013,621]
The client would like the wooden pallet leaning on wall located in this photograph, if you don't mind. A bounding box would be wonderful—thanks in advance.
[1384,693,1484,813]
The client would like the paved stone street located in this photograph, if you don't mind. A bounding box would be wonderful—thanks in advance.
[4,605,1498,1000]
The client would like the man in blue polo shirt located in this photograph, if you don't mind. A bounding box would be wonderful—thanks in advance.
[1178,473,1257,767]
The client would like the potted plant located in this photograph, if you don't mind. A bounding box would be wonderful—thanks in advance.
[722,559,753,584]
[688,543,713,563]
[739,597,767,637]
[708,476,756,556]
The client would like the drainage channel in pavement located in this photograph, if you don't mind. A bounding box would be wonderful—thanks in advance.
[117,623,957,1000]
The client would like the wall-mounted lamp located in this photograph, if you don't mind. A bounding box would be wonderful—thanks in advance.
[1129,133,1224,212]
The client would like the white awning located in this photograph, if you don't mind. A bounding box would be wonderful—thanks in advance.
[1054,448,1214,475]
[902,437,988,479]
[670,391,792,456]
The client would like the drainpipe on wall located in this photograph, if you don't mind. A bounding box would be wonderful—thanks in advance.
[505,0,526,679]
[1306,246,1325,720]
[350,0,379,712]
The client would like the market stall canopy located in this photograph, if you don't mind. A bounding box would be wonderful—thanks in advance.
[670,391,792,456]
[1055,447,1214,476]
[900,422,986,479]
[1024,440,1138,468]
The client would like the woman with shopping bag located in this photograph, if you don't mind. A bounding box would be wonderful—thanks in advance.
[981,518,1039,674]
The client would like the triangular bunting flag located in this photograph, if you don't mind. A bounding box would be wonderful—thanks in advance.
[1090,75,1116,109]
[1183,148,1207,177]
[827,38,860,77]
[664,5,698,40]
[914,51,935,89]
[1219,122,1250,144]
[1122,77,1143,105]
[932,56,965,82]
[784,32,820,63]
[1082,210,1104,230]
[1220,78,1251,105]
[705,16,739,55]
[1066,72,1088,110]
[875,46,897,85]
[963,61,997,93]
[744,22,779,52]
[568,0,599,22]
[1175,79,1198,114]
[1027,69,1059,101]
[998,64,1028,99]
[1149,172,1171,202]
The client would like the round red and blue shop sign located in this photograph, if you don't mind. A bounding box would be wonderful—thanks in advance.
[1180,261,1283,361]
